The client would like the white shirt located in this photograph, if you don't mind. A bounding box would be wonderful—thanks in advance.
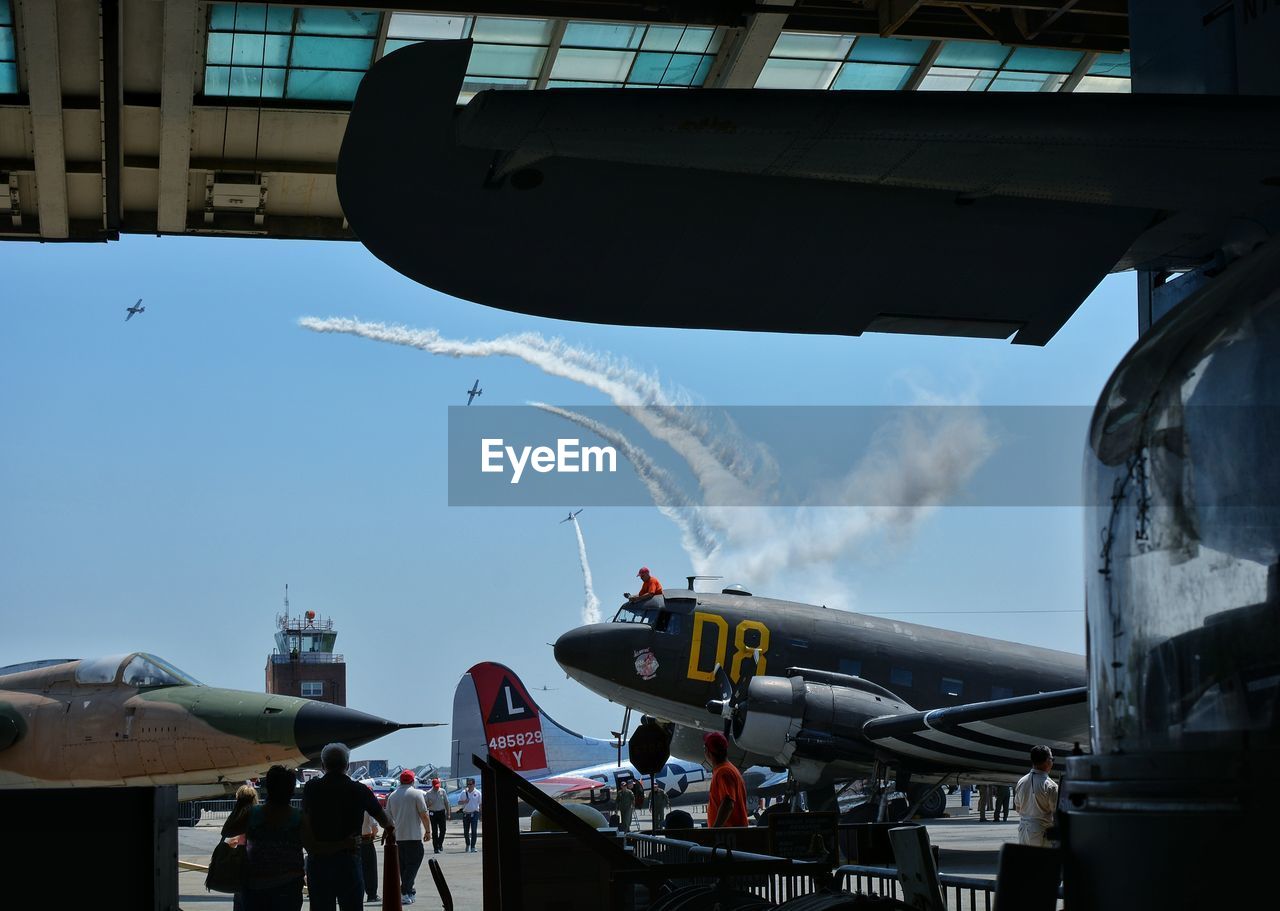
[386,785,428,841]
[458,788,482,813]
[1013,769,1059,846]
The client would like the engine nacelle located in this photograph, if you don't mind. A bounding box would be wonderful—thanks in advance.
[733,672,912,766]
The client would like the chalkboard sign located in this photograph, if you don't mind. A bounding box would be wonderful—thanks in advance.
[767,812,839,862]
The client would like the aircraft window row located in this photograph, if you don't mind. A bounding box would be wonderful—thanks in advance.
[890,667,913,689]
[941,677,964,697]
[839,658,862,677]
[0,1,16,95]
[992,685,1014,700]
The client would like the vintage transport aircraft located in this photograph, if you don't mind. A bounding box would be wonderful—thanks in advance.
[0,653,432,796]
[554,588,1087,813]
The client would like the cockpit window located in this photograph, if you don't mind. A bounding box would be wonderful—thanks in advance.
[612,605,659,625]
[655,611,683,635]
[74,654,133,685]
[121,654,202,688]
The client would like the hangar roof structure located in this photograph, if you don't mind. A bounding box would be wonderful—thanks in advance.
[0,0,1129,244]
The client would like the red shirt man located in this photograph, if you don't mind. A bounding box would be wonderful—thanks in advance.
[704,732,748,828]
[626,567,663,604]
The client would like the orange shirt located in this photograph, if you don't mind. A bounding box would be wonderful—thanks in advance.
[639,576,663,597]
[708,762,748,828]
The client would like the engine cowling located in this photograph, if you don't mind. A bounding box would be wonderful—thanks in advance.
[732,672,912,766]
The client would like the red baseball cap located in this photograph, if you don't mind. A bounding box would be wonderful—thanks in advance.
[637,567,649,576]
[399,770,415,784]
[703,731,729,760]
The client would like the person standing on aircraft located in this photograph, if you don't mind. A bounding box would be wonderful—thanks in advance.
[457,778,482,852]
[704,732,748,828]
[302,743,396,911]
[625,567,663,604]
[424,778,451,854]
[1014,745,1059,847]
[385,770,430,905]
[615,776,635,830]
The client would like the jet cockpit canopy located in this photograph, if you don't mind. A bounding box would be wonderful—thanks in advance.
[73,653,203,689]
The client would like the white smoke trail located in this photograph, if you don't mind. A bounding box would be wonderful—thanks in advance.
[301,316,997,606]
[299,317,770,503]
[531,402,719,562]
[570,516,602,624]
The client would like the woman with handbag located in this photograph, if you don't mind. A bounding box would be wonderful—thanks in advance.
[225,784,259,911]
[221,766,307,911]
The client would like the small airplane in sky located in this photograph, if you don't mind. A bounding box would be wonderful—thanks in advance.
[466,379,482,405]
[125,299,144,321]
[559,509,584,524]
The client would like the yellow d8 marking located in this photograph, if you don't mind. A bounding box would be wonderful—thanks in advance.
[686,612,769,682]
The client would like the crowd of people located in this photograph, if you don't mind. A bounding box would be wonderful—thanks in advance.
[219,742,483,911]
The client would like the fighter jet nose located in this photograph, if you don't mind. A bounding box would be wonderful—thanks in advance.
[554,625,596,675]
[293,701,405,759]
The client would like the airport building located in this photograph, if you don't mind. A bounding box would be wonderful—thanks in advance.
[265,607,348,705]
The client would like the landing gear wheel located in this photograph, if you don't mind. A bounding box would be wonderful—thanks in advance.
[909,785,947,818]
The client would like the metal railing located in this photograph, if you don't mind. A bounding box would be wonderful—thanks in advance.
[269,652,344,664]
[187,797,304,823]
[624,832,830,905]
[838,864,994,910]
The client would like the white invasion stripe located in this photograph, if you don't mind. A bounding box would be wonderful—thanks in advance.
[914,725,1034,762]
[874,737,1027,771]
[965,719,1080,751]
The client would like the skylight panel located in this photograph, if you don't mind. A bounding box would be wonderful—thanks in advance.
[756,57,841,90]
[0,0,16,95]
[832,61,914,91]
[387,13,471,40]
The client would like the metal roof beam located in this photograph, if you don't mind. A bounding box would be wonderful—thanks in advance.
[102,0,123,237]
[903,40,942,91]
[534,20,568,90]
[158,0,199,234]
[1060,49,1098,92]
[704,1,795,89]
[17,0,70,239]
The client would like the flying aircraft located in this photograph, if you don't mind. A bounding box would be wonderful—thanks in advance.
[560,509,584,524]
[124,299,144,321]
[0,653,434,795]
[466,379,482,405]
[554,587,1087,813]
[448,661,786,810]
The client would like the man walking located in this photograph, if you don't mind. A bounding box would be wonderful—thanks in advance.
[978,784,992,822]
[1014,745,1059,846]
[616,777,635,831]
[457,778,482,852]
[359,796,380,904]
[386,770,431,905]
[303,743,395,911]
[424,778,451,854]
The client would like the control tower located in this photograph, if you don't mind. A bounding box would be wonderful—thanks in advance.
[265,586,346,706]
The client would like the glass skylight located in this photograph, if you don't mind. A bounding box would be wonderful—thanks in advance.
[757,32,929,91]
[757,32,1130,94]
[0,0,17,95]
[384,15,722,100]
[204,4,379,102]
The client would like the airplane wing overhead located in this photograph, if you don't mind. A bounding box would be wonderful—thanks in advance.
[862,687,1088,775]
[332,40,1280,346]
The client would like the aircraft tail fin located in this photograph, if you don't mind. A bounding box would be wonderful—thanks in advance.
[451,661,621,779]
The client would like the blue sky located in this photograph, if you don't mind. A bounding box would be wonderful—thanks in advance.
[0,235,1137,768]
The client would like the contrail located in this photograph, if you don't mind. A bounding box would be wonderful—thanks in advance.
[298,317,768,502]
[301,317,997,606]
[531,403,719,562]
[569,516,602,625]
